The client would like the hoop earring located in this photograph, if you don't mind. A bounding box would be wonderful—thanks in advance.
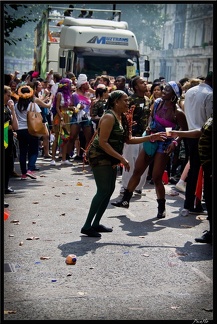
[171,95,177,103]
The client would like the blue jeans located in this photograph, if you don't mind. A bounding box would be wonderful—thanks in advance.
[16,129,39,174]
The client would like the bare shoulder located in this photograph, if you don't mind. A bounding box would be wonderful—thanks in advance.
[99,111,114,125]
[101,111,114,121]
[56,92,62,102]
[175,105,188,129]
[91,98,97,106]
[176,105,185,115]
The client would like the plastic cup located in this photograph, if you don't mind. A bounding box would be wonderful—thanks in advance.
[165,127,172,137]
[65,254,77,265]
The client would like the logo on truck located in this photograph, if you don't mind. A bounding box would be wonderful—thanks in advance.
[87,36,128,46]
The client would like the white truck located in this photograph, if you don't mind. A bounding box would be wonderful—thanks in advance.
[34,5,144,80]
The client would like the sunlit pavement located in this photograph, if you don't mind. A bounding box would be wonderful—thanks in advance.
[3,157,213,320]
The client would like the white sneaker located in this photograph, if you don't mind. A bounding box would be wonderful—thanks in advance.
[134,189,142,195]
[120,187,125,195]
[180,208,189,217]
[50,134,55,143]
[175,181,186,193]
[61,160,73,165]
[134,189,146,196]
[50,160,56,166]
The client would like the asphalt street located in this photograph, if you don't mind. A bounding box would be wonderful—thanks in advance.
[3,156,213,321]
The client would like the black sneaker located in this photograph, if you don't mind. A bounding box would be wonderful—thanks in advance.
[189,207,207,215]
[92,225,113,232]
[169,177,178,184]
[4,201,9,208]
[195,230,212,244]
[81,227,101,237]
[5,187,16,194]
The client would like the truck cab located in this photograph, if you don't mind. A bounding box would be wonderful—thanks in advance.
[34,6,142,80]
[59,16,140,80]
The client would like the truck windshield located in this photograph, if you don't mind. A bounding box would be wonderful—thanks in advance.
[74,56,137,79]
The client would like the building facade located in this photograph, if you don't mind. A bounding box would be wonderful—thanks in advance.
[140,3,213,82]
[4,56,33,76]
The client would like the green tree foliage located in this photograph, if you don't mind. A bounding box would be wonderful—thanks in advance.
[119,4,167,50]
[4,4,40,45]
[4,4,47,58]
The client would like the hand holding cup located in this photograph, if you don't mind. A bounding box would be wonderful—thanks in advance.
[165,127,172,137]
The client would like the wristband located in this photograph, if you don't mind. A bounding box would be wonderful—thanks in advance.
[60,117,64,121]
[172,140,178,147]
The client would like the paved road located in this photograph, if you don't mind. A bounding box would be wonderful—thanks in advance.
[3,156,213,321]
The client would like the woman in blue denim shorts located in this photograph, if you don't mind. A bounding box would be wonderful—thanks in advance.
[112,81,188,219]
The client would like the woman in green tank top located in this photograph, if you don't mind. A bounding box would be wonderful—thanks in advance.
[81,90,166,237]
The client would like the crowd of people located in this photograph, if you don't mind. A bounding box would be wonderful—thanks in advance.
[4,69,213,243]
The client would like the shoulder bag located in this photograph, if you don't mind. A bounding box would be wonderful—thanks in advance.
[142,130,158,157]
[27,102,49,137]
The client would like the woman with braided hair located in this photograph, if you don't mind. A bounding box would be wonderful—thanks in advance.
[80,90,167,237]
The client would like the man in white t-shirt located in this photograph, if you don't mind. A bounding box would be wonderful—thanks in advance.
[180,71,213,217]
